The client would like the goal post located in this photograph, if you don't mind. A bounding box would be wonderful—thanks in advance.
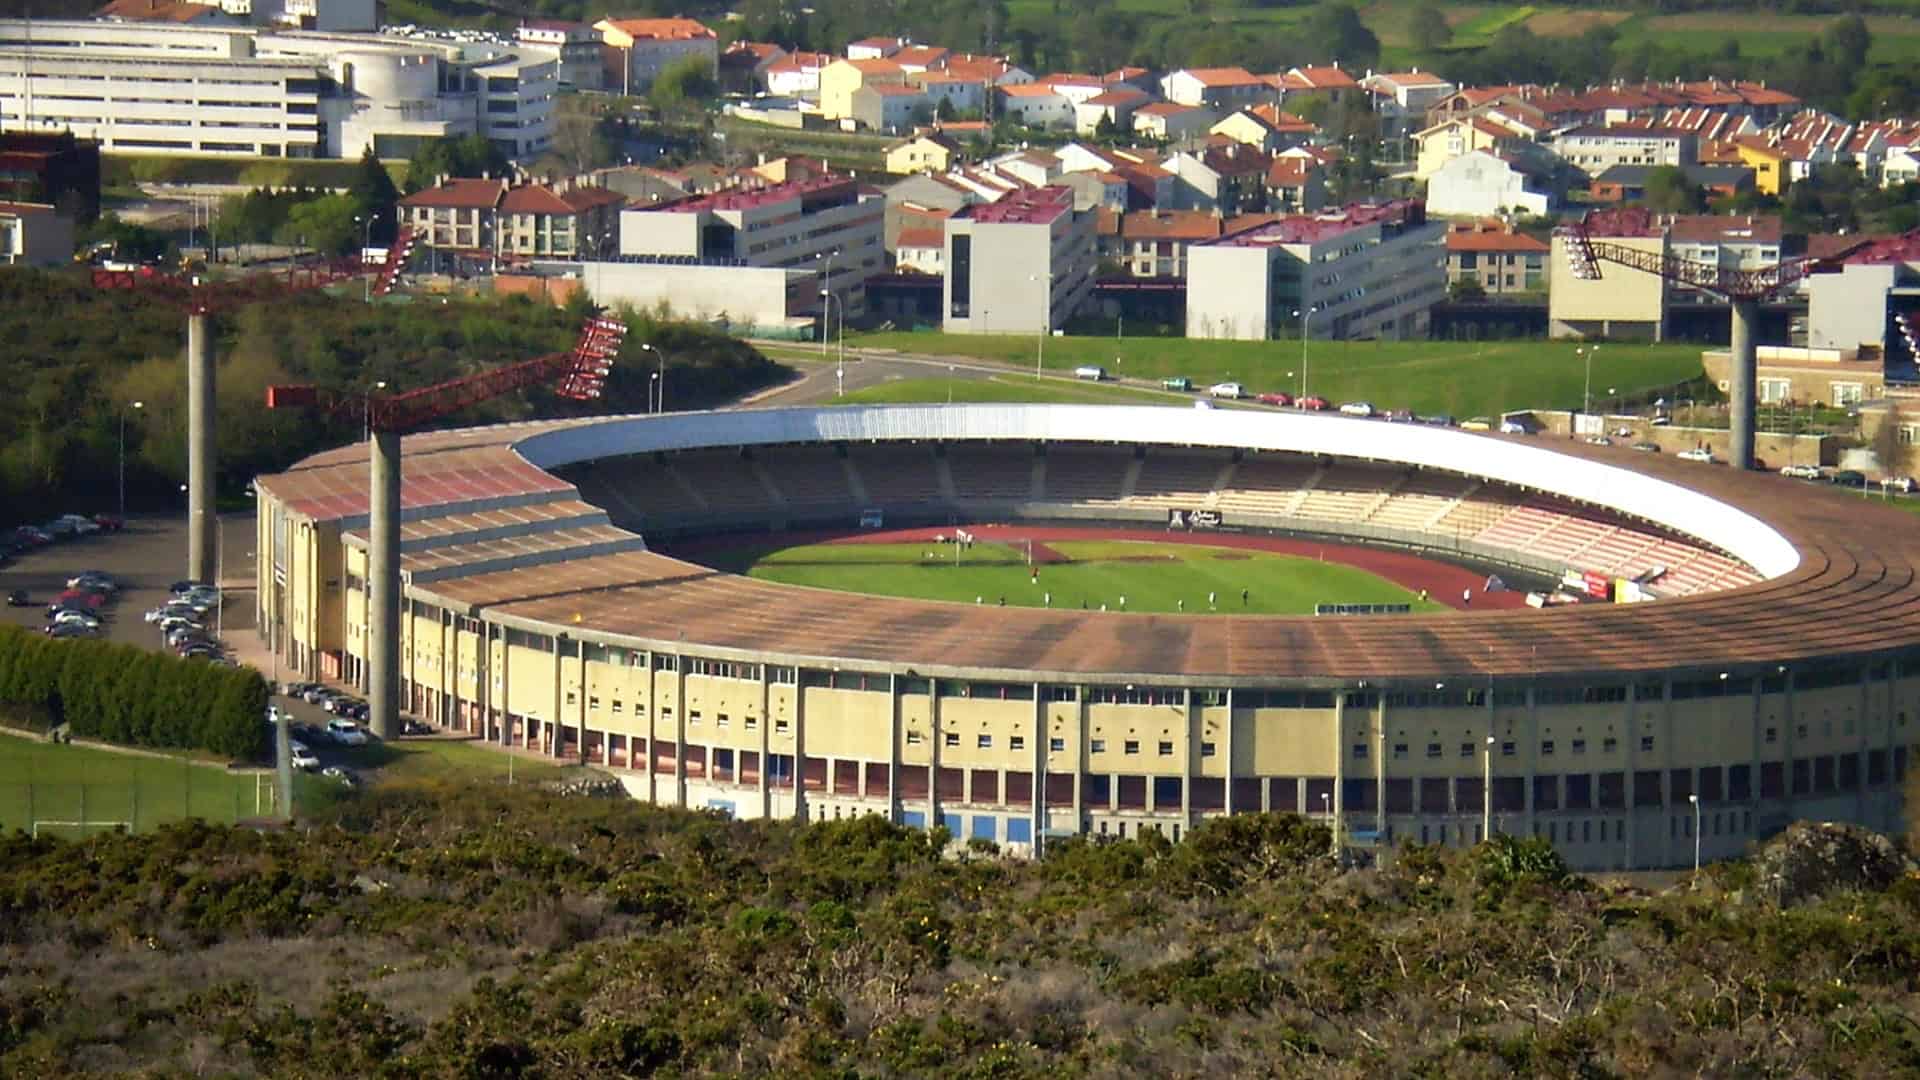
[31,820,133,840]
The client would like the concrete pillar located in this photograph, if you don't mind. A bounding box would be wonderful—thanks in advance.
[1729,299,1759,471]
[186,311,217,586]
[366,429,402,742]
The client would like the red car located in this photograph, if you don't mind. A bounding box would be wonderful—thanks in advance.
[1297,396,1331,411]
[91,514,125,531]
[1256,391,1293,407]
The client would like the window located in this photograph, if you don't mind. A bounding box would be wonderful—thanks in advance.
[1010,736,1025,751]
[1796,723,1808,739]
[1460,742,1474,758]
[1502,741,1516,757]
[1640,735,1654,752]
[744,716,757,730]
[1541,740,1555,756]
[1090,738,1107,753]
[716,713,729,728]
[1393,742,1408,759]
[1572,738,1586,754]
[1603,737,1618,754]
[1759,377,1792,404]
[906,730,923,745]
[611,700,622,714]
[1049,737,1065,752]
[1831,382,1865,406]
[1202,742,1217,757]
[1427,742,1442,758]
[687,711,701,727]
[977,734,992,749]
[1124,740,1140,755]
[945,733,960,748]
[1157,741,1174,756]
[1351,743,1367,759]
[775,718,790,733]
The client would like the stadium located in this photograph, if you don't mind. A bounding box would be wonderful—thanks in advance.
[253,404,1918,870]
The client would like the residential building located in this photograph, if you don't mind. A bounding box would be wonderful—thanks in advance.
[943,185,1096,334]
[1733,139,1791,195]
[96,0,233,24]
[1807,234,1920,359]
[1097,208,1228,278]
[1554,125,1698,174]
[1549,216,1667,339]
[891,44,949,74]
[1273,64,1358,107]
[1210,106,1316,154]
[1424,149,1560,218]
[1360,70,1456,142]
[620,173,885,320]
[1133,102,1217,142]
[1103,66,1155,93]
[517,19,603,90]
[886,131,961,175]
[894,225,945,274]
[911,70,985,114]
[850,83,928,134]
[998,83,1074,130]
[1038,73,1107,106]
[1160,67,1267,111]
[1703,345,1886,408]
[764,50,830,99]
[399,176,625,260]
[1185,199,1445,341]
[1074,88,1149,136]
[1444,225,1546,297]
[0,130,99,223]
[1165,143,1271,213]
[1264,157,1325,213]
[0,201,72,266]
[819,57,907,121]
[594,17,716,96]
[987,148,1061,188]
[1413,115,1526,181]
[717,40,785,94]
[277,0,373,32]
[845,35,903,61]
[1588,163,1754,203]
[1058,170,1128,212]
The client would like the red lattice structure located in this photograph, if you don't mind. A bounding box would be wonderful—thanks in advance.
[1554,208,1845,301]
[92,228,416,314]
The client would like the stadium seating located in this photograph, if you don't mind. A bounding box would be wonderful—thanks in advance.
[1213,454,1321,516]
[757,445,854,507]
[1428,483,1527,537]
[1127,449,1230,509]
[1042,449,1129,505]
[668,451,777,513]
[850,445,942,503]
[1294,463,1405,522]
[948,446,1038,502]
[566,455,707,525]
[1363,470,1477,531]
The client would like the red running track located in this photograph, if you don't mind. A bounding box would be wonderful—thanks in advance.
[670,522,1534,611]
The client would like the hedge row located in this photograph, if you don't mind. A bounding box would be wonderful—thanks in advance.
[0,625,267,761]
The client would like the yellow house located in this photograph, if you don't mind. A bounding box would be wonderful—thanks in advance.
[885,131,961,175]
[819,58,908,121]
[1734,140,1789,196]
[1413,116,1522,180]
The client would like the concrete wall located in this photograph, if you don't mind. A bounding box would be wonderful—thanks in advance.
[1550,233,1667,339]
[1808,263,1896,352]
[573,260,802,327]
[1186,243,1274,340]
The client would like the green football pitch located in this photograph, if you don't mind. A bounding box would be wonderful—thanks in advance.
[0,733,273,835]
[704,539,1441,615]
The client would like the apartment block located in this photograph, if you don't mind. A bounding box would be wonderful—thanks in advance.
[1186,199,1446,341]
[0,201,72,267]
[400,176,625,260]
[594,17,717,96]
[942,185,1096,334]
[620,174,884,319]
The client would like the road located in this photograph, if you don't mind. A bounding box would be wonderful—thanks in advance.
[746,344,1024,406]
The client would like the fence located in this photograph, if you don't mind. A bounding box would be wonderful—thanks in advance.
[0,749,276,836]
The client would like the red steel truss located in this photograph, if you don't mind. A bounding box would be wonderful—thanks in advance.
[92,229,416,314]
[1554,208,1854,300]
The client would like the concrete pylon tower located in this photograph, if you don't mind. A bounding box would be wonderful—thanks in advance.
[367,429,403,742]
[1728,300,1759,471]
[186,311,217,585]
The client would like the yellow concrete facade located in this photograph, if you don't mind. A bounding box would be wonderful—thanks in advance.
[819,59,906,121]
[1549,233,1668,339]
[1736,143,1788,196]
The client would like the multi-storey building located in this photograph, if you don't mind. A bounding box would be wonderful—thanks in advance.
[1554,124,1698,174]
[1185,199,1446,341]
[517,20,605,91]
[943,185,1096,334]
[0,130,100,223]
[593,17,716,96]
[1160,67,1267,111]
[399,177,624,260]
[619,173,885,320]
[1444,225,1547,298]
[0,20,554,160]
[0,201,71,266]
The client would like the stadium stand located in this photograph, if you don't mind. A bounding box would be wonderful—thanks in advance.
[1041,448,1130,505]
[1295,462,1405,522]
[948,445,1038,502]
[1430,483,1528,537]
[855,444,943,503]
[1127,449,1230,509]
[1364,470,1477,530]
[672,450,782,513]
[1213,453,1321,516]
[758,445,855,507]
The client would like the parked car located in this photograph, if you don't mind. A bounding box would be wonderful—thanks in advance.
[1297,396,1330,411]
[45,622,96,639]
[1583,435,1612,446]
[289,744,320,771]
[91,514,125,532]
[1832,469,1867,487]
[169,580,212,596]
[283,682,318,701]
[5,590,28,607]
[1161,376,1192,392]
[67,572,117,593]
[1417,414,1455,427]
[327,718,370,746]
[1881,475,1916,493]
[320,766,358,788]
[1677,447,1715,463]
[1632,442,1662,453]
[1460,417,1493,431]
[1779,463,1823,479]
[51,609,101,630]
[1498,419,1535,435]
[1207,381,1244,399]
[302,685,338,705]
[402,719,435,736]
[1255,391,1293,407]
[1384,409,1414,423]
[1338,401,1376,418]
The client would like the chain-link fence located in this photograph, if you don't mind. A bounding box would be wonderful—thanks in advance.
[0,740,276,835]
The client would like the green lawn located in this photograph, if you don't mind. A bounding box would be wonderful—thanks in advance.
[703,539,1440,615]
[835,374,1189,406]
[0,733,271,835]
[331,737,571,786]
[850,333,1706,419]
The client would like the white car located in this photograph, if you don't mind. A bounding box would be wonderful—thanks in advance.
[1779,463,1824,480]
[1677,447,1715,463]
[1338,401,1375,418]
[1881,475,1916,493]
[52,609,101,629]
[1498,420,1534,435]
[56,515,101,536]
[1207,382,1244,399]
[326,718,369,746]
[288,743,320,771]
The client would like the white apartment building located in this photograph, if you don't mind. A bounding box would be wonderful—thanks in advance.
[619,173,884,319]
[1553,125,1697,173]
[1185,199,1446,341]
[0,20,554,159]
[942,185,1096,335]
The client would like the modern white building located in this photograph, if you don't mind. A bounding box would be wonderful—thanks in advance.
[942,184,1096,335]
[619,173,884,320]
[0,20,555,159]
[1186,200,1446,341]
[1424,149,1558,218]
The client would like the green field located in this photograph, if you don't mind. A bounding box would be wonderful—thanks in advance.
[705,539,1440,615]
[849,333,1705,419]
[0,733,272,835]
[834,373,1188,406]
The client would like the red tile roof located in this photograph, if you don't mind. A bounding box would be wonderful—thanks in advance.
[598,17,714,40]
[1179,67,1262,88]
[1446,231,1548,253]
[895,227,945,249]
[400,178,507,211]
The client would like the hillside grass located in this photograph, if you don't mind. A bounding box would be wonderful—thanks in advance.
[850,332,1706,418]
[834,373,1188,406]
[701,538,1438,614]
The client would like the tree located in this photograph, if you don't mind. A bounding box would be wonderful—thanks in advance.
[551,109,616,175]
[1642,165,1706,213]
[1823,13,1871,73]
[405,136,511,193]
[651,56,717,110]
[1301,1,1379,71]
[1871,403,1911,478]
[276,194,364,256]
[347,147,401,246]
[1407,2,1450,50]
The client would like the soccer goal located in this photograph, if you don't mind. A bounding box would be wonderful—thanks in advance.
[31,819,132,840]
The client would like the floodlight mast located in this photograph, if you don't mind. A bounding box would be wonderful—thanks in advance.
[264,314,627,741]
[1554,208,1856,471]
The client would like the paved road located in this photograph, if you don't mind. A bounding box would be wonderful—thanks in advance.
[747,346,1024,406]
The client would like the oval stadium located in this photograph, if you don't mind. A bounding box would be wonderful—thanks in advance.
[252,404,1919,870]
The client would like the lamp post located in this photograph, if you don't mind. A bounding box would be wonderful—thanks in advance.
[816,248,839,361]
[1028,273,1047,376]
[1291,306,1314,398]
[1483,734,1495,841]
[1688,793,1701,878]
[947,364,955,404]
[819,288,844,396]
[355,215,375,303]
[1320,790,1336,855]
[641,343,668,413]
[119,400,144,520]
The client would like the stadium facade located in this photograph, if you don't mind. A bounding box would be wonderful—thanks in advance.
[253,405,1916,869]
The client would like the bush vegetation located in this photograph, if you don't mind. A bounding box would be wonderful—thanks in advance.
[0,625,268,761]
[1,781,1917,1075]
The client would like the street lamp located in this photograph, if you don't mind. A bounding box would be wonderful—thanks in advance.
[1291,306,1316,398]
[1028,274,1048,376]
[1688,793,1701,878]
[119,400,143,520]
[1483,734,1496,841]
[354,214,376,303]
[947,364,955,403]
[641,343,667,413]
[816,248,840,361]
[819,288,845,397]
